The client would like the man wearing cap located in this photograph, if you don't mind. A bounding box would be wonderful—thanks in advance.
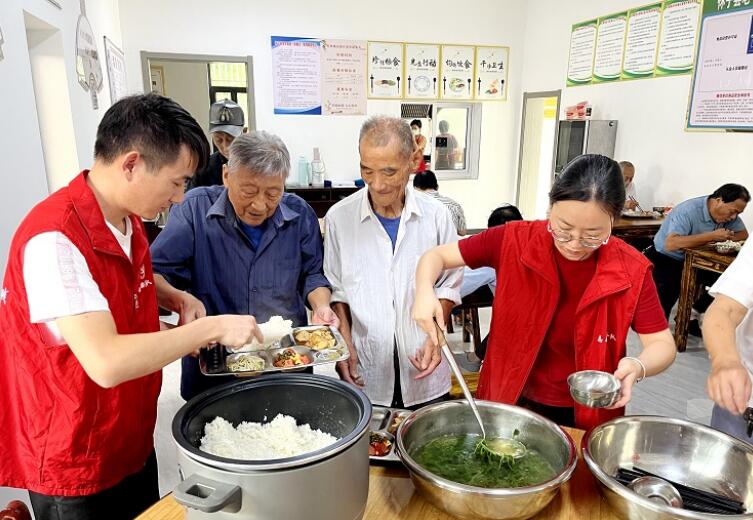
[187,99,247,190]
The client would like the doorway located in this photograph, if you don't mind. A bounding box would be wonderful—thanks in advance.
[515,91,560,219]
[25,12,79,193]
[140,52,256,143]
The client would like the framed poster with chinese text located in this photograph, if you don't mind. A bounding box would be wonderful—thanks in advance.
[593,12,628,82]
[474,46,509,100]
[440,45,475,100]
[404,43,440,99]
[622,3,663,79]
[656,0,702,76]
[567,20,598,86]
[104,36,127,103]
[687,0,753,129]
[367,41,404,99]
[321,39,366,115]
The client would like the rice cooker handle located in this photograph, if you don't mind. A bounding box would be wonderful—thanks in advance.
[173,474,242,513]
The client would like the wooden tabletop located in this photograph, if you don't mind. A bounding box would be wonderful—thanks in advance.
[613,216,664,230]
[136,427,619,520]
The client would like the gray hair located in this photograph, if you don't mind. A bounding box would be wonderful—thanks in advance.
[227,131,290,178]
[359,116,414,161]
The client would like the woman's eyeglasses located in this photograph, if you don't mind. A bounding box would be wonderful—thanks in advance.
[547,222,610,249]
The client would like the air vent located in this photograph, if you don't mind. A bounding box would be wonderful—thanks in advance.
[401,103,432,120]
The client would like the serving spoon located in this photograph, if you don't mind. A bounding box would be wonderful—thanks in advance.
[433,318,526,461]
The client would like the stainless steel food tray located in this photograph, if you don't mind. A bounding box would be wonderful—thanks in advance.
[199,325,349,376]
[369,405,411,463]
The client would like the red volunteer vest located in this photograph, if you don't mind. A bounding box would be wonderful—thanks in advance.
[0,171,161,496]
[477,220,651,430]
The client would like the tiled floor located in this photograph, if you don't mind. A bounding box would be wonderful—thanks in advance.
[0,308,716,515]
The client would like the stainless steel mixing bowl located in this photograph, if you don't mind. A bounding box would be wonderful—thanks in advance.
[396,400,577,520]
[584,415,753,519]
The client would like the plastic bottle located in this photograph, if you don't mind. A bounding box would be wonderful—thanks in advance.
[297,156,310,187]
[311,147,326,187]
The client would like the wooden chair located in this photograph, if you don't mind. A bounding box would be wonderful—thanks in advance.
[455,285,494,355]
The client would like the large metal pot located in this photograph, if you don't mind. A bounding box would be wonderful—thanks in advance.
[583,415,753,520]
[171,374,371,520]
[396,400,577,520]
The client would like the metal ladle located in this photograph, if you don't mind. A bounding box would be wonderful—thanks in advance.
[433,318,526,461]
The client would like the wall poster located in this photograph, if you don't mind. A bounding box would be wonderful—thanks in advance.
[622,3,663,79]
[367,41,404,99]
[321,39,366,115]
[656,0,702,75]
[271,36,322,115]
[103,36,127,103]
[687,0,753,129]
[404,43,440,99]
[440,44,475,100]
[593,12,629,82]
[567,20,598,85]
[474,46,509,100]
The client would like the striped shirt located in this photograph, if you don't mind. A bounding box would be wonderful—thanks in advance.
[422,189,467,235]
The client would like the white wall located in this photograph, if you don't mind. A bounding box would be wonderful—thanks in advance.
[521,0,753,229]
[151,59,211,136]
[0,0,124,273]
[119,0,528,228]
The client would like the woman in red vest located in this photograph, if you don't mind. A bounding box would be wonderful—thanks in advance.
[412,154,676,429]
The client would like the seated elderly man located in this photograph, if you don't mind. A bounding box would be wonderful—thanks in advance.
[650,183,749,322]
[324,116,462,410]
[151,131,338,400]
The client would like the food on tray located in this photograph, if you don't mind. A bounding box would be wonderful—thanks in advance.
[378,79,396,86]
[294,328,337,350]
[387,413,408,435]
[200,414,337,459]
[231,316,293,352]
[227,354,266,373]
[413,434,556,488]
[369,432,393,457]
[315,349,341,362]
[715,240,743,253]
[273,348,312,367]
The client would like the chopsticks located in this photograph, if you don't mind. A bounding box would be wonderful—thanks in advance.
[615,467,746,514]
[628,196,645,213]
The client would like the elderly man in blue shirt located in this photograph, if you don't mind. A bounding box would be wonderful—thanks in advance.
[650,183,749,324]
[151,131,338,399]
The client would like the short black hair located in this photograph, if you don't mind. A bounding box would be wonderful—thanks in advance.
[709,183,750,203]
[488,204,523,227]
[413,170,439,190]
[549,154,625,218]
[410,119,422,128]
[94,93,209,173]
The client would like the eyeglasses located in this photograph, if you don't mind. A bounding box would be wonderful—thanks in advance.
[547,222,610,249]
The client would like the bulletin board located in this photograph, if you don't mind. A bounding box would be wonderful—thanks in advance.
[686,0,753,130]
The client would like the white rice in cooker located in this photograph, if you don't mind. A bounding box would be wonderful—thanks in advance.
[200,414,338,459]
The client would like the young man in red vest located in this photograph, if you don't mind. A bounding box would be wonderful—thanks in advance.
[0,94,262,520]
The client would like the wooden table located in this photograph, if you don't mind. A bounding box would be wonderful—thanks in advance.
[612,217,663,244]
[674,245,737,352]
[136,428,619,520]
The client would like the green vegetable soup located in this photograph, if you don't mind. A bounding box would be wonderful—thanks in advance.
[412,434,557,488]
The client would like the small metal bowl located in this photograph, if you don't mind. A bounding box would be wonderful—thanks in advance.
[568,370,621,408]
[629,476,684,509]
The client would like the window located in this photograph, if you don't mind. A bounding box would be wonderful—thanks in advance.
[432,102,481,180]
[208,62,248,124]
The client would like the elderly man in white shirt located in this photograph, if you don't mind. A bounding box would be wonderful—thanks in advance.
[324,116,462,409]
[703,239,753,442]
